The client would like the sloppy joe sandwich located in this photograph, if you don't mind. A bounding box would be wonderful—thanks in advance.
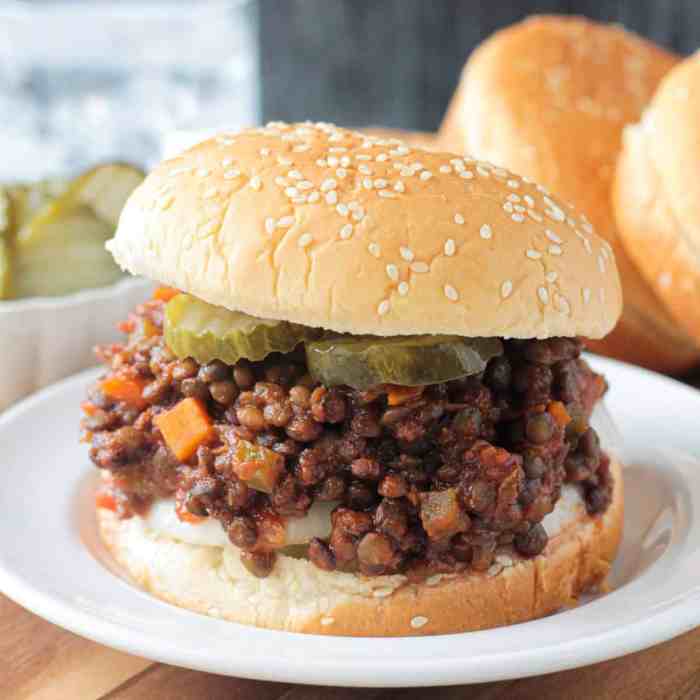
[82,121,623,636]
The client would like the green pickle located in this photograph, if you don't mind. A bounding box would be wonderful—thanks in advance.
[10,164,144,298]
[306,335,503,389]
[165,293,320,365]
[0,238,10,299]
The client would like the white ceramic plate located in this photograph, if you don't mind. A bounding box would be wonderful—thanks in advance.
[0,357,699,687]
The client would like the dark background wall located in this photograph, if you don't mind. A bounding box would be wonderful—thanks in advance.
[259,0,700,130]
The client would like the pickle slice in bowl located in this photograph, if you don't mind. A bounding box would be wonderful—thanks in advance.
[7,179,69,234]
[165,293,320,365]
[10,164,144,298]
[306,335,503,389]
[0,238,10,299]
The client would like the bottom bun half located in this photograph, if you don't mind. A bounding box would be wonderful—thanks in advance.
[98,458,623,636]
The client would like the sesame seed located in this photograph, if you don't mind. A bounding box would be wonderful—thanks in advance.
[459,170,474,179]
[514,204,526,212]
[321,617,335,626]
[356,154,371,160]
[512,213,525,222]
[659,272,672,288]
[395,145,410,155]
[450,158,465,171]
[358,164,372,175]
[378,190,396,198]
[274,176,286,187]
[277,156,292,166]
[444,239,456,256]
[249,176,262,191]
[336,203,349,217]
[538,287,549,304]
[399,247,414,262]
[374,178,388,189]
[507,193,521,203]
[293,143,310,152]
[598,255,605,272]
[378,300,390,316]
[340,223,354,239]
[546,271,558,283]
[477,166,490,177]
[439,165,452,174]
[394,181,405,193]
[329,146,347,153]
[581,222,594,234]
[544,203,566,222]
[285,187,299,197]
[507,179,520,189]
[320,178,337,192]
[501,280,513,299]
[307,191,320,203]
[335,168,348,179]
[298,233,313,248]
[399,167,413,177]
[221,158,234,168]
[316,159,327,167]
[410,616,429,629]
[386,264,399,281]
[480,224,493,239]
[376,153,389,162]
[524,194,535,207]
[583,238,592,254]
[363,178,373,190]
[325,191,338,205]
[223,169,240,180]
[556,294,571,315]
[454,213,465,225]
[545,229,562,244]
[526,249,541,260]
[444,284,459,301]
[369,243,381,258]
[411,262,429,273]
[260,148,271,156]
[340,156,351,167]
[583,287,591,304]
[420,170,433,181]
[203,187,218,199]
[297,180,313,190]
[196,168,210,177]
[291,196,307,204]
[352,206,365,222]
[398,281,409,296]
[277,215,294,228]
[264,217,275,234]
[549,245,562,256]
[288,169,303,180]
[528,210,543,223]
[157,194,174,210]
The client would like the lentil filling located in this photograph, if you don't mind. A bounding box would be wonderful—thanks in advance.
[83,298,613,578]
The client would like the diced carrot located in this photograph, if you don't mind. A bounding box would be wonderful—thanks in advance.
[95,491,117,512]
[153,286,180,303]
[118,319,135,334]
[100,374,149,409]
[154,397,214,461]
[81,401,99,416]
[386,385,424,406]
[548,400,572,427]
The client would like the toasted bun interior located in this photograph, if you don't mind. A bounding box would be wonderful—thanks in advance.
[440,15,698,372]
[614,52,700,346]
[108,121,621,340]
[97,458,623,637]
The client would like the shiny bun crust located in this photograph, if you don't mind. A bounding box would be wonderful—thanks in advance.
[439,15,699,371]
[108,121,621,340]
[98,458,623,637]
[615,52,700,345]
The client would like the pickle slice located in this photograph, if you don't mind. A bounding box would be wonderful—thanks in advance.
[165,293,320,365]
[0,237,10,299]
[8,179,69,234]
[306,335,503,389]
[10,164,144,298]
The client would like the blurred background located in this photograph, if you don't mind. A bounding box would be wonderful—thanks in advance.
[3,0,698,180]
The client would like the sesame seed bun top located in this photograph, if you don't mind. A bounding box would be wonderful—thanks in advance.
[108,121,621,339]
[614,50,700,345]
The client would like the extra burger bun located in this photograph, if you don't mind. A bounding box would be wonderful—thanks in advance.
[614,52,700,346]
[98,457,623,636]
[108,121,621,340]
[440,16,699,372]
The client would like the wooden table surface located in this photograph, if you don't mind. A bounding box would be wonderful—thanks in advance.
[3,369,700,699]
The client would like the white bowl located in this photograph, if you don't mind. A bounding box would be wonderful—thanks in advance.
[0,276,152,411]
